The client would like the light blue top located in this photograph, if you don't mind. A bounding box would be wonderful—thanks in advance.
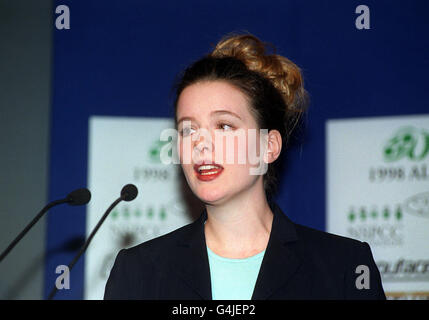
[207,246,265,300]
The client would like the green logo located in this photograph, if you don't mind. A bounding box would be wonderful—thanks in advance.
[348,205,403,223]
[148,139,172,163]
[383,127,429,162]
[111,205,168,221]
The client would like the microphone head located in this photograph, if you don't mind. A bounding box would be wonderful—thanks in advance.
[66,188,91,206]
[121,184,138,202]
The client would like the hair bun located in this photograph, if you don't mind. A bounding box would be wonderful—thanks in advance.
[210,33,307,112]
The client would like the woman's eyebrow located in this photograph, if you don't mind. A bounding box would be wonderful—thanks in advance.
[176,116,195,125]
[211,110,242,120]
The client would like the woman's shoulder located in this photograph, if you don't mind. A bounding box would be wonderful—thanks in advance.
[294,222,366,251]
[121,218,200,259]
[289,222,385,299]
[292,222,379,271]
[271,201,369,254]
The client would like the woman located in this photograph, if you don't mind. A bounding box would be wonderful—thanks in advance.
[104,33,385,300]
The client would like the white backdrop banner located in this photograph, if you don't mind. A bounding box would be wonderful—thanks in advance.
[327,114,429,299]
[84,116,194,300]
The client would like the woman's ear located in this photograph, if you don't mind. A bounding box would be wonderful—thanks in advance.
[264,130,282,164]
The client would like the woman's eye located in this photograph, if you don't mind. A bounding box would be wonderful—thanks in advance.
[181,127,196,136]
[219,123,234,131]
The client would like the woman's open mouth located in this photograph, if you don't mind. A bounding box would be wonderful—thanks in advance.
[193,163,224,181]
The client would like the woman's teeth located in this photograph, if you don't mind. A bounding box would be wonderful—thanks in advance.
[197,165,222,175]
[200,171,219,175]
[198,165,220,172]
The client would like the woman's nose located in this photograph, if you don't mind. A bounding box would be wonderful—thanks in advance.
[193,128,214,154]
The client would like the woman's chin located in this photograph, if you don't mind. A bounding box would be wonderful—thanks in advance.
[194,187,228,205]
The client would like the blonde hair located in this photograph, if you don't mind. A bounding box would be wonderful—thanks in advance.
[210,32,308,116]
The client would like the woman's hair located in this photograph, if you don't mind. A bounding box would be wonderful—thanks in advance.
[173,32,309,194]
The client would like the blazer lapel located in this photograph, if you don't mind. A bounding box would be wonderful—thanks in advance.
[251,203,302,300]
[171,209,212,300]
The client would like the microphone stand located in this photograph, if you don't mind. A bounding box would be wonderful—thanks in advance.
[47,197,122,300]
[0,198,68,264]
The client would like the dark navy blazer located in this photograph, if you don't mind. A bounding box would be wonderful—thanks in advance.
[104,202,386,300]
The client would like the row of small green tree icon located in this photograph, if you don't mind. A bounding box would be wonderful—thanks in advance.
[348,205,403,222]
[111,206,167,220]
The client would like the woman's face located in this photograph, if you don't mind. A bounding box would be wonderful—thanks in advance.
[176,80,267,205]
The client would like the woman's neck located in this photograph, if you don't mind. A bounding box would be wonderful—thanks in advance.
[204,183,273,259]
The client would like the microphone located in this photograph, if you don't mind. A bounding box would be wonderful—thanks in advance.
[47,184,138,300]
[67,188,92,206]
[0,188,91,264]
[121,183,138,201]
